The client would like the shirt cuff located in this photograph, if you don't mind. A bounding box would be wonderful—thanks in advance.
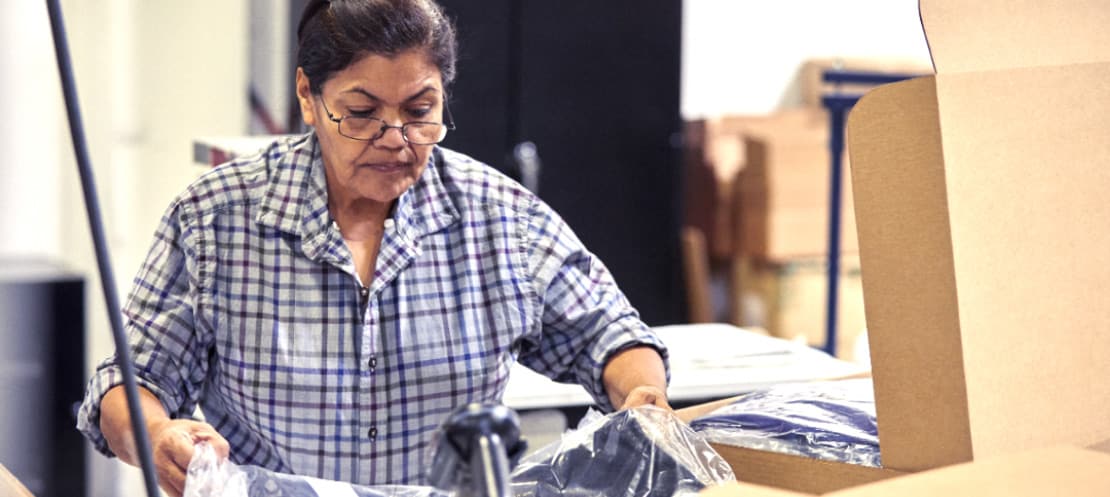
[583,320,671,412]
[76,361,182,458]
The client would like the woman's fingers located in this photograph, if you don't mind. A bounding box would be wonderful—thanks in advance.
[148,419,223,497]
[619,385,671,411]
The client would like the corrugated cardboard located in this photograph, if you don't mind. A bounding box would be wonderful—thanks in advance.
[851,0,1110,471]
[680,0,1110,492]
[828,447,1110,496]
[732,256,867,360]
[735,109,858,260]
[698,447,1110,496]
[683,109,843,261]
[0,464,34,497]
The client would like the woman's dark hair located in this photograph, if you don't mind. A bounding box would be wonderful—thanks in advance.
[296,0,457,94]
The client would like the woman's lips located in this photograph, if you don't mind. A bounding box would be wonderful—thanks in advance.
[360,161,412,173]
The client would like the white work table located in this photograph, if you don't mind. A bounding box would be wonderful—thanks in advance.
[502,323,869,410]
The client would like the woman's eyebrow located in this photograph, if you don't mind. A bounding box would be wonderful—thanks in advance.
[340,86,439,103]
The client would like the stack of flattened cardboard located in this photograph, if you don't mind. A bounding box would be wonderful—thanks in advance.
[734,108,856,261]
[678,0,1110,493]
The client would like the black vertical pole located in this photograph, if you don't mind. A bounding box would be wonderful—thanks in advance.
[43,2,161,496]
[824,102,847,358]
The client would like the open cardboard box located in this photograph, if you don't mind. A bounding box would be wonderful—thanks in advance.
[677,0,1110,492]
[697,447,1110,496]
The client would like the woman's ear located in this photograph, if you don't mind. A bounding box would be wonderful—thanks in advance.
[295,68,317,127]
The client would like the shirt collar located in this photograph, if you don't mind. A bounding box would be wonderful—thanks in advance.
[256,133,332,241]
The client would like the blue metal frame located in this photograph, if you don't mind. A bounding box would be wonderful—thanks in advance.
[819,70,919,357]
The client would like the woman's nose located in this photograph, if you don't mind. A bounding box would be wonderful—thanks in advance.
[374,124,408,148]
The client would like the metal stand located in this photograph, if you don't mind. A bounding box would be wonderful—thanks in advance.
[429,404,527,497]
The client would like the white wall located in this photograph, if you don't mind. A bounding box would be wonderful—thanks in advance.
[0,1,248,496]
[0,2,67,260]
[682,0,933,118]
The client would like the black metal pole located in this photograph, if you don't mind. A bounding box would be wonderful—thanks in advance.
[824,102,846,358]
[43,2,161,496]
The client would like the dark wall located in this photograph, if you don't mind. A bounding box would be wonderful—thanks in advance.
[0,265,86,497]
[287,1,686,324]
[439,0,686,325]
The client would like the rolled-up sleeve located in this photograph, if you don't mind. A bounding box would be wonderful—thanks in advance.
[76,200,212,457]
[517,197,669,412]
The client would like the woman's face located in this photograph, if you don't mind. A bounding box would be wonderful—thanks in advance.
[296,48,445,208]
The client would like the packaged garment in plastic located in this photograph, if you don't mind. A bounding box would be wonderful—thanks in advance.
[688,379,881,467]
[184,405,733,497]
[511,405,735,497]
[184,442,450,497]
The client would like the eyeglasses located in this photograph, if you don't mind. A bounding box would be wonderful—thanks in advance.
[319,97,456,145]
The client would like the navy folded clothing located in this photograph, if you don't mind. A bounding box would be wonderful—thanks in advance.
[236,467,449,497]
[689,379,881,467]
[185,406,733,497]
[511,406,734,497]
[185,442,448,497]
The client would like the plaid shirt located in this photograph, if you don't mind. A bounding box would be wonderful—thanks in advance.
[76,133,667,485]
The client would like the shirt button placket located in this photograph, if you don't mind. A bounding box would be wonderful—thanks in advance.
[360,291,379,455]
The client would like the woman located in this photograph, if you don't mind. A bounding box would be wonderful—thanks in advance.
[77,1,669,495]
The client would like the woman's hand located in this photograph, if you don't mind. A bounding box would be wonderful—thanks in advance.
[618,384,671,411]
[602,345,670,411]
[147,418,230,497]
[100,386,230,497]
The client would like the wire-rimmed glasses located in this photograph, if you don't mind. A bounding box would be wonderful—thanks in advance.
[320,97,456,145]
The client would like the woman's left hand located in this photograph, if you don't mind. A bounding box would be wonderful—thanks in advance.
[618,385,671,411]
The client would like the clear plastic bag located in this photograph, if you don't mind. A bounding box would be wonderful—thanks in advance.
[184,405,734,497]
[183,442,451,497]
[688,379,881,467]
[510,405,736,497]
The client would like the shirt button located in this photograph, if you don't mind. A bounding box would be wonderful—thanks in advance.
[368,427,378,440]
[384,219,395,230]
[368,356,377,371]
[359,287,369,298]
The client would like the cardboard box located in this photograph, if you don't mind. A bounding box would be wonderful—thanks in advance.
[698,447,1110,496]
[734,109,857,260]
[683,111,833,261]
[677,0,1110,493]
[682,119,740,261]
[732,256,867,361]
[0,464,34,497]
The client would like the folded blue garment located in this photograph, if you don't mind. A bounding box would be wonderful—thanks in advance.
[185,406,734,497]
[512,407,733,497]
[689,379,881,467]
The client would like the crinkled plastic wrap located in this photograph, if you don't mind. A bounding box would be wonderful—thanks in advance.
[510,405,735,497]
[689,379,881,467]
[183,442,451,497]
[184,405,733,497]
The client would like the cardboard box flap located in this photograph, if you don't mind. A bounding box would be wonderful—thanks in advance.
[849,0,1110,475]
[920,0,1110,73]
[846,77,973,472]
[934,60,1110,461]
[826,447,1110,497]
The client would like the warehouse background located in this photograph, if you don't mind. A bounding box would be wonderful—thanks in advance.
[0,1,930,495]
